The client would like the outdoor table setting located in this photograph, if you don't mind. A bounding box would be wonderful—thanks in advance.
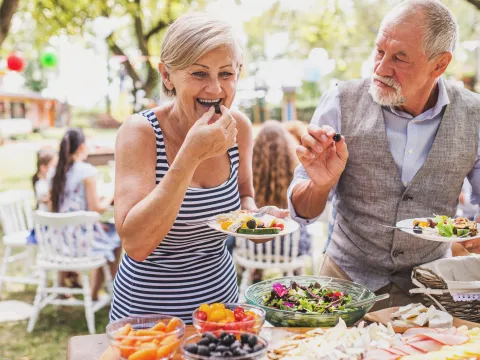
[66,274,480,360]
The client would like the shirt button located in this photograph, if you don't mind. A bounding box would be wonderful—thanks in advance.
[403,182,408,187]
[408,149,413,154]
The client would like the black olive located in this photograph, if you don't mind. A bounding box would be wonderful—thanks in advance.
[223,351,233,357]
[234,348,248,356]
[253,343,265,352]
[248,335,258,347]
[210,351,222,357]
[216,345,229,353]
[197,337,210,346]
[333,133,341,142]
[246,219,256,229]
[205,332,218,343]
[197,345,210,356]
[240,333,250,344]
[413,225,422,234]
[221,334,236,346]
[219,331,228,339]
[185,344,198,354]
[208,343,217,352]
[214,104,221,114]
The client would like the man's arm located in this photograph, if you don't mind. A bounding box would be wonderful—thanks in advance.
[288,87,343,224]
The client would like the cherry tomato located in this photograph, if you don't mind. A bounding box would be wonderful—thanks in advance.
[224,322,238,331]
[234,307,245,322]
[210,303,225,310]
[198,304,211,316]
[195,311,207,321]
[243,315,255,322]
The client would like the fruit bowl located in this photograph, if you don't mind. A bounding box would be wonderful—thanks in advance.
[192,303,265,334]
[106,314,185,360]
[181,330,268,359]
[245,276,376,327]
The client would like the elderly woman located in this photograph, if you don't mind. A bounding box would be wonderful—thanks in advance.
[110,12,285,322]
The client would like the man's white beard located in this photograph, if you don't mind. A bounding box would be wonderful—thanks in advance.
[368,75,406,106]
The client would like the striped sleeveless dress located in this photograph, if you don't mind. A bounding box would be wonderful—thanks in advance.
[110,110,240,323]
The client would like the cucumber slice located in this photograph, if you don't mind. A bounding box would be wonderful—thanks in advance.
[237,228,280,235]
[456,228,470,237]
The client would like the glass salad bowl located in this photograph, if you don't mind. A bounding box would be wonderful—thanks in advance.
[245,276,376,327]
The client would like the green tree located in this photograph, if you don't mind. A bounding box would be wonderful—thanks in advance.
[24,0,199,98]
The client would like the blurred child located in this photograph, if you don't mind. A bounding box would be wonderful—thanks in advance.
[32,150,57,211]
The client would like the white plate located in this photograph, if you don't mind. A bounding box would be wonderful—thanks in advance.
[396,218,480,243]
[207,218,300,240]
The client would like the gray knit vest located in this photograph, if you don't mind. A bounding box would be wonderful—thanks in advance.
[327,78,480,292]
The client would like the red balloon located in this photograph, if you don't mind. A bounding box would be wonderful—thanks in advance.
[7,53,25,72]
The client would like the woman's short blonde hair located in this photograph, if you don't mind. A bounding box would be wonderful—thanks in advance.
[160,12,243,96]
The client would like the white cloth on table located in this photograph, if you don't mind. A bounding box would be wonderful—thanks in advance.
[420,256,480,301]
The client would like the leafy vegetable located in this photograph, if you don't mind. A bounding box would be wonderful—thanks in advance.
[435,215,455,237]
[263,281,356,314]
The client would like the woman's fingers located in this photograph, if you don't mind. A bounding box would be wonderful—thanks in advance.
[268,206,290,218]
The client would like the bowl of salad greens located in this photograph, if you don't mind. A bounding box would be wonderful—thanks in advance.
[244,276,376,327]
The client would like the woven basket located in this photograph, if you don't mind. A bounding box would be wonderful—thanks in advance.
[411,266,480,323]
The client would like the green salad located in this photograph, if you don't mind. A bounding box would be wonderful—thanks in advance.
[263,281,356,314]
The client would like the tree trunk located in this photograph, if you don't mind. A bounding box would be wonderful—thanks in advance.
[0,0,20,48]
[465,0,480,10]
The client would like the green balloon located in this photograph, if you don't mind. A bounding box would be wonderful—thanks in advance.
[40,51,58,68]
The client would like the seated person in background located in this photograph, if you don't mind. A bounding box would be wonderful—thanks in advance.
[49,128,121,301]
[250,120,311,281]
[32,150,57,211]
[283,120,308,145]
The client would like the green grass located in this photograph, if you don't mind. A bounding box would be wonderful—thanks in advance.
[0,234,111,360]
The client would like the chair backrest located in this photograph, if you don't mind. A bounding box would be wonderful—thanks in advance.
[0,190,34,235]
[33,210,101,262]
[235,229,303,267]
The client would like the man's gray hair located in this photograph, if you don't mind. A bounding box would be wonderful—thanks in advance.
[383,0,458,60]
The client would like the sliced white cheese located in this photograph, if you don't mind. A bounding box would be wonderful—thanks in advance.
[428,311,453,328]
[412,312,429,327]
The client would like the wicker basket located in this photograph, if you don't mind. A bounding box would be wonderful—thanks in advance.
[411,266,480,323]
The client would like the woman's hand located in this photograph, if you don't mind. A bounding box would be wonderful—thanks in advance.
[266,206,289,219]
[184,106,238,164]
[297,125,348,190]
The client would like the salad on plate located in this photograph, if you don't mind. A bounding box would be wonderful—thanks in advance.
[413,215,477,238]
[217,210,285,235]
[263,281,356,314]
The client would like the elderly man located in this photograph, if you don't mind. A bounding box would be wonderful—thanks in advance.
[289,0,480,310]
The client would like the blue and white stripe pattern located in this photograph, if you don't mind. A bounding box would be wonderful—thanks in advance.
[110,110,240,323]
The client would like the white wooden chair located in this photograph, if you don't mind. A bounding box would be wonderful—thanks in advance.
[27,211,113,334]
[233,230,311,302]
[0,190,38,297]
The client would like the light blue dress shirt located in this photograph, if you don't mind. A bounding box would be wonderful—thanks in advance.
[288,78,480,227]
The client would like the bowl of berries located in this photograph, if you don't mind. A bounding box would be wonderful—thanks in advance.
[192,303,265,334]
[182,330,268,359]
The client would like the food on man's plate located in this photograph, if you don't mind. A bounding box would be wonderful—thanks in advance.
[412,215,477,238]
[263,281,356,314]
[217,210,285,235]
[390,303,453,329]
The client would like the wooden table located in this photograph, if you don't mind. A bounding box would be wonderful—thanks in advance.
[67,326,311,360]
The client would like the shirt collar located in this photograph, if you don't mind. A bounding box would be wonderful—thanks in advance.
[386,77,450,121]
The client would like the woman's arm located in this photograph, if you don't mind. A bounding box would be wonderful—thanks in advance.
[84,177,114,214]
[232,111,256,210]
[113,114,200,261]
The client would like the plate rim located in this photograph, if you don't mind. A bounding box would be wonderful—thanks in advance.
[396,217,480,243]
